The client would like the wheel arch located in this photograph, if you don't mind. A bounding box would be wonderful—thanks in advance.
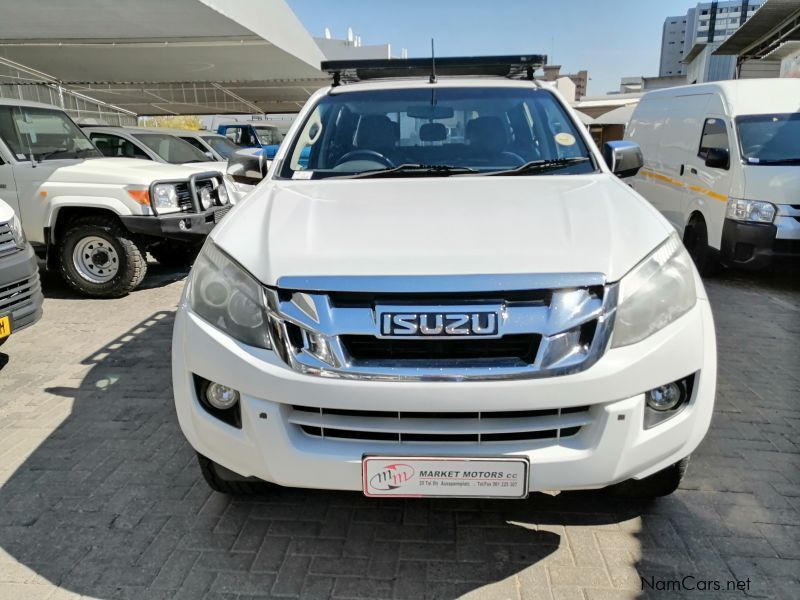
[46,197,134,245]
[46,201,132,270]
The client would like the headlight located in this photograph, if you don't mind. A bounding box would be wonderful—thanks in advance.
[188,241,271,349]
[9,214,26,247]
[217,181,230,205]
[199,186,213,210]
[612,233,697,348]
[726,198,775,223]
[152,183,181,214]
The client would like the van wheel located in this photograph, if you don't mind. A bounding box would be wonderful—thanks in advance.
[197,453,264,495]
[606,457,689,499]
[149,242,201,267]
[58,216,147,297]
[683,215,718,276]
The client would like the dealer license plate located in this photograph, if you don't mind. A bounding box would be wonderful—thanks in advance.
[362,456,529,499]
[0,315,10,340]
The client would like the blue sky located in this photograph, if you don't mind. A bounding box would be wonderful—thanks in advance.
[287,0,696,96]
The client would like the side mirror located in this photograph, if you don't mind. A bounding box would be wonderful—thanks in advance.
[226,148,269,185]
[204,151,215,161]
[603,140,643,178]
[705,147,729,170]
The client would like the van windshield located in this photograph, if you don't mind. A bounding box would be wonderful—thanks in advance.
[0,106,100,162]
[736,113,800,165]
[279,87,595,179]
[254,126,282,145]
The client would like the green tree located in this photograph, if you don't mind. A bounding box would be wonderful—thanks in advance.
[141,115,203,130]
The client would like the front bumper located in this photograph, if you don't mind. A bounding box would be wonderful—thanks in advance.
[172,294,717,494]
[120,205,231,242]
[0,244,44,340]
[720,214,800,270]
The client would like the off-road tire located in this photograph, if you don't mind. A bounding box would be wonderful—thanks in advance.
[683,215,719,276]
[607,457,689,499]
[58,215,146,297]
[197,453,264,495]
[150,242,201,268]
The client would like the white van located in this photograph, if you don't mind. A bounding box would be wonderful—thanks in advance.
[625,79,800,272]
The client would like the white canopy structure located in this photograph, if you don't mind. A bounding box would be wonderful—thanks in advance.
[572,110,595,125]
[593,103,638,126]
[0,0,328,115]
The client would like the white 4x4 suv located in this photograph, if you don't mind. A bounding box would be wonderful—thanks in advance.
[172,56,717,500]
[0,100,233,296]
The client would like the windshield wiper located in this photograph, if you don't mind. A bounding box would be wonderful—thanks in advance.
[487,157,592,176]
[37,148,69,162]
[345,163,478,179]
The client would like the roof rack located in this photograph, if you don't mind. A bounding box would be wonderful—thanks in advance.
[321,54,548,85]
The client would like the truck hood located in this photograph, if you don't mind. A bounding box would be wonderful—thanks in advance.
[43,157,217,186]
[212,174,673,286]
[742,164,800,205]
[184,161,226,172]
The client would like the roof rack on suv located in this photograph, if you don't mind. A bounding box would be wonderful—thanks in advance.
[321,54,548,85]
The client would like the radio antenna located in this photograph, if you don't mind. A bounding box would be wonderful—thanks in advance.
[429,38,437,84]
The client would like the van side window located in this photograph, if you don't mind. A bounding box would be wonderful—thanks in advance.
[698,118,729,159]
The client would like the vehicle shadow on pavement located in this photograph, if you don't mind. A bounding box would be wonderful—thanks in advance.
[38,259,190,300]
[0,293,796,599]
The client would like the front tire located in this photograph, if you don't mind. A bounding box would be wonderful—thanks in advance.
[607,457,689,499]
[683,215,719,276]
[58,216,147,297]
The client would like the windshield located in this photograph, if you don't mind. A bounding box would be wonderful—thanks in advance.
[202,134,240,158]
[736,113,800,165]
[279,86,595,179]
[133,133,209,164]
[0,105,100,161]
[254,126,282,145]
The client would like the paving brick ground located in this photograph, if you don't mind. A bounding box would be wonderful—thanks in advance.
[0,261,798,600]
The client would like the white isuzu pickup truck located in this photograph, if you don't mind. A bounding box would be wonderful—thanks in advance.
[172,55,717,500]
[0,99,233,296]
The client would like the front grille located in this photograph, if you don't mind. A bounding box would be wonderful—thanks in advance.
[342,334,540,363]
[0,222,19,257]
[289,404,591,443]
[214,204,232,223]
[0,274,39,313]
[174,183,194,212]
[265,274,615,381]
[172,176,226,213]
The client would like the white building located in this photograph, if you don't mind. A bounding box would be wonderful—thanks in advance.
[659,15,690,76]
[658,1,764,83]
